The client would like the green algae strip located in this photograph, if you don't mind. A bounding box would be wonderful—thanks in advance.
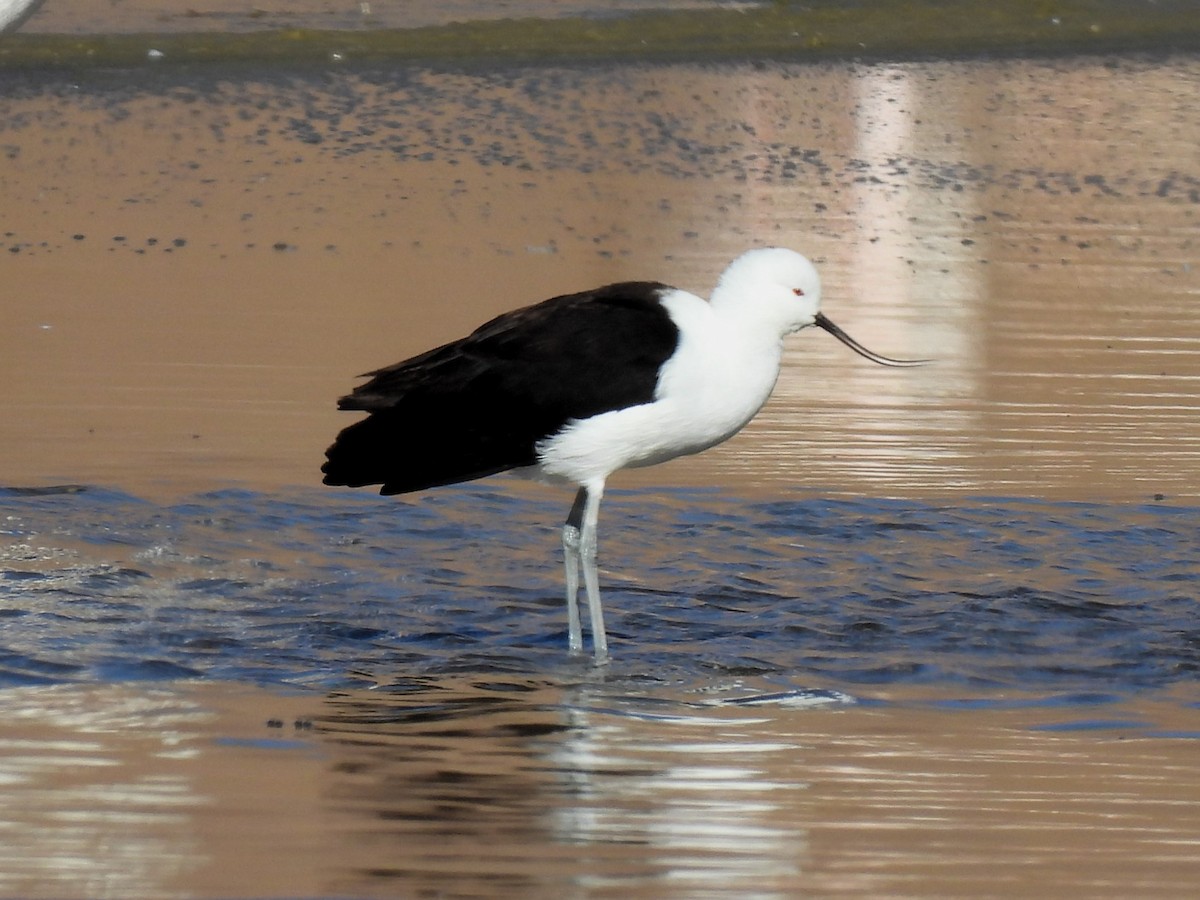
[2,0,1198,70]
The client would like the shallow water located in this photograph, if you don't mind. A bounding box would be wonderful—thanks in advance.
[2,55,1198,500]
[2,42,1200,900]
[3,678,1197,899]
[4,485,1200,897]
[3,485,1198,692]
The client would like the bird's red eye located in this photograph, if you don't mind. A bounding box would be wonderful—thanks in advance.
[792,288,805,296]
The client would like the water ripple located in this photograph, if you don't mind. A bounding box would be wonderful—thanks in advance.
[1,485,1196,695]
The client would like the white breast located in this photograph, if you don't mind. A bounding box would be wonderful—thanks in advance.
[536,289,785,485]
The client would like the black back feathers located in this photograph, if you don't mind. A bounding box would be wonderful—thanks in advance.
[321,281,680,494]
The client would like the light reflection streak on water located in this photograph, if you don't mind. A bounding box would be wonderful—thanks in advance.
[307,680,838,896]
[733,60,989,498]
[545,699,807,894]
[0,686,208,900]
[663,60,1200,502]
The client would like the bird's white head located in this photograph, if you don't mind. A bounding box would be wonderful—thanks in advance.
[710,247,822,336]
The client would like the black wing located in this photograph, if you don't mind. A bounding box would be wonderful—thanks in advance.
[321,281,680,494]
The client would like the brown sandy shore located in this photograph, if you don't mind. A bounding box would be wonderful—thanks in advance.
[3,0,1200,69]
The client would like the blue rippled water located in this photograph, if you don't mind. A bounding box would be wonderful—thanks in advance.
[1,484,1196,695]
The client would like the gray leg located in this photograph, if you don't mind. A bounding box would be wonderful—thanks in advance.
[561,487,587,653]
[577,483,608,661]
[562,483,609,661]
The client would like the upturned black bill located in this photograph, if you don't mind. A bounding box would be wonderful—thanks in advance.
[814,312,929,367]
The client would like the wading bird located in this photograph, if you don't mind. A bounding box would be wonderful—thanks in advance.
[322,248,925,660]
